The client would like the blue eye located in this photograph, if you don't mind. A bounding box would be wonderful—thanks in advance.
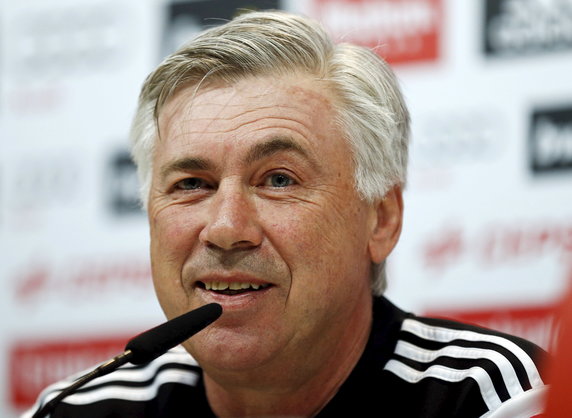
[268,173,294,188]
[176,178,206,190]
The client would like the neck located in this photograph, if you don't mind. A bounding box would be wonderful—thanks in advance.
[204,296,373,417]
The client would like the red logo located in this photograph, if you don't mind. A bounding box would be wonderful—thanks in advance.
[311,0,443,64]
[425,304,558,351]
[9,336,130,410]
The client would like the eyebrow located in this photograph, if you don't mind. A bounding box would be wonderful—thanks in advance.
[160,156,212,182]
[244,136,315,167]
[159,136,318,182]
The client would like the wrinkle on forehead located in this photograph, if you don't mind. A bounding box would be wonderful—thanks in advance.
[157,74,336,141]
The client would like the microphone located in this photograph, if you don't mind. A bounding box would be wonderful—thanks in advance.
[32,303,222,418]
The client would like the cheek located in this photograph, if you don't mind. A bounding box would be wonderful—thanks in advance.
[298,200,370,277]
[151,208,198,256]
[265,202,362,280]
[265,208,321,259]
[150,209,200,316]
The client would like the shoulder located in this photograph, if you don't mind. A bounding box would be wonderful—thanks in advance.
[24,346,209,418]
[383,313,548,417]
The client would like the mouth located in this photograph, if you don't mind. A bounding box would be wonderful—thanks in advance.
[197,281,272,296]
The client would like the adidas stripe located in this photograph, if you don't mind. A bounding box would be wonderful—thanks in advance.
[384,318,545,415]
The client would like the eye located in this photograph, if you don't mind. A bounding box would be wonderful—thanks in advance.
[174,177,208,191]
[265,173,296,188]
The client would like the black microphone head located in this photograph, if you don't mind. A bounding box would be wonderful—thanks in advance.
[125,303,222,365]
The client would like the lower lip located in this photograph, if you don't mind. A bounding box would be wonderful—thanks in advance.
[196,286,273,311]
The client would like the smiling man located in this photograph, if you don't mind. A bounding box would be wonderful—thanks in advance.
[28,10,548,418]
[147,73,389,416]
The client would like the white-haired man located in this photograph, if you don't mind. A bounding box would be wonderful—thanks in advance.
[27,10,548,417]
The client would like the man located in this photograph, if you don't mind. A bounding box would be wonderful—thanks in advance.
[27,10,548,417]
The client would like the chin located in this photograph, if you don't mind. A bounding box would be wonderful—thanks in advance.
[184,326,282,375]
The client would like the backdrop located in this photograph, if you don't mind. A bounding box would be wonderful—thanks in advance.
[1,0,571,415]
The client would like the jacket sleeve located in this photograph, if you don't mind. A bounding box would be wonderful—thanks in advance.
[484,385,548,418]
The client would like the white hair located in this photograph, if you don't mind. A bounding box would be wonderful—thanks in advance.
[130,10,410,295]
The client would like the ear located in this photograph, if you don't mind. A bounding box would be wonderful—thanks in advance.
[367,186,404,264]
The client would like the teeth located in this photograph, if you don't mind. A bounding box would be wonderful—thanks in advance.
[203,281,267,291]
[214,282,229,291]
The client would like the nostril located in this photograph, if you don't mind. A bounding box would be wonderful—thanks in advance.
[233,240,260,249]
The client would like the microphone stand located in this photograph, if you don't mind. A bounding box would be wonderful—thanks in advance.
[32,349,135,418]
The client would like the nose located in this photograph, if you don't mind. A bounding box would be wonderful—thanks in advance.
[199,182,263,251]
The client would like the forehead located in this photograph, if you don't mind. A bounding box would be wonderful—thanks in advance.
[157,74,342,147]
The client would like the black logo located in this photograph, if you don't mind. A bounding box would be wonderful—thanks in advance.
[161,0,281,59]
[107,149,142,215]
[529,106,572,173]
[483,0,572,57]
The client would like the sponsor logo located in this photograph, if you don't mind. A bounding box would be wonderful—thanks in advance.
[6,154,82,215]
[107,149,142,216]
[13,257,152,306]
[162,0,281,58]
[311,0,443,64]
[425,304,558,350]
[484,0,572,57]
[5,3,130,79]
[9,336,129,409]
[414,109,506,167]
[423,220,572,270]
[529,105,572,173]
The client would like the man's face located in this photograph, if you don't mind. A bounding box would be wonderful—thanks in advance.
[148,74,379,376]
